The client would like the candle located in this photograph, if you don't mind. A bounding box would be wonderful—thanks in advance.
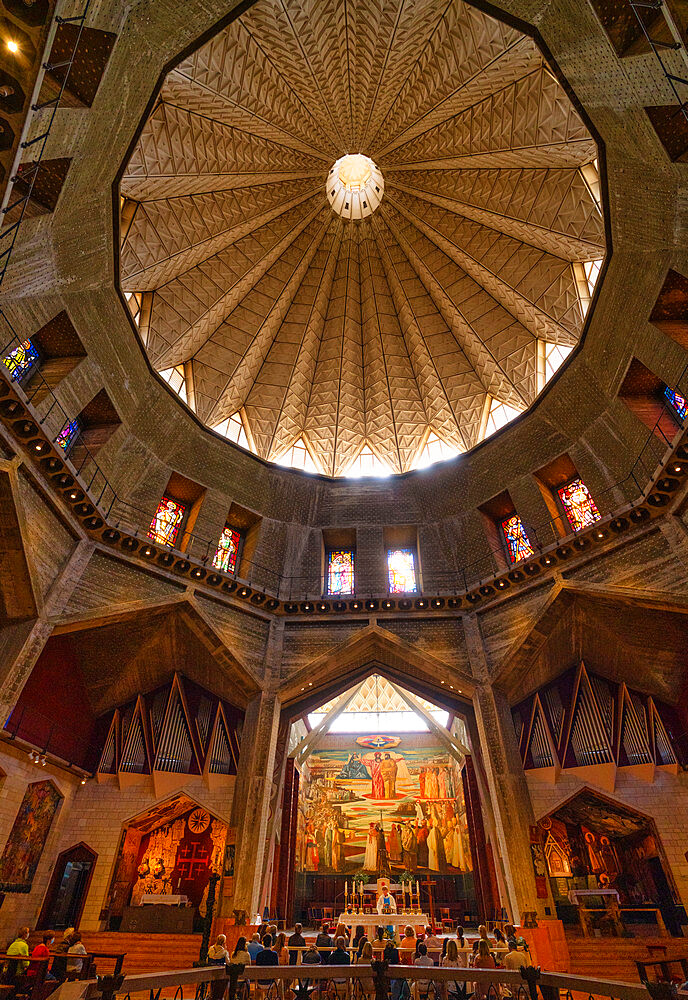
[345,880,348,896]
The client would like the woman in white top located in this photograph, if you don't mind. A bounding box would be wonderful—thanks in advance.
[453,927,471,969]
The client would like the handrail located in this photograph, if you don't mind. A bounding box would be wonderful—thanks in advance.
[0,0,93,284]
[2,305,687,601]
[43,960,654,1000]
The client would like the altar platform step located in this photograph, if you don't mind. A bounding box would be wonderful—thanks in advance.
[79,931,203,974]
[565,935,685,982]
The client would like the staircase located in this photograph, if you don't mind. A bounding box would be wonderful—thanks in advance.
[566,935,686,983]
[50,932,203,975]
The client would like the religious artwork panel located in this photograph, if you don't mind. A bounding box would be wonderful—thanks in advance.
[557,478,600,532]
[327,549,355,596]
[148,495,186,547]
[665,385,687,421]
[501,514,535,563]
[295,733,471,878]
[54,418,80,453]
[387,549,417,593]
[2,339,39,382]
[212,526,241,574]
[0,780,63,892]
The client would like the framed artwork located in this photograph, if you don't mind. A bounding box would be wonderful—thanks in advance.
[0,780,62,892]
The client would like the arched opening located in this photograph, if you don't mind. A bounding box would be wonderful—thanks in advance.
[539,788,684,936]
[37,842,97,930]
[268,666,503,931]
[103,793,228,934]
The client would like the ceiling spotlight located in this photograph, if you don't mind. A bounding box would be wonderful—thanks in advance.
[6,40,19,54]
[597,531,604,538]
[81,779,86,785]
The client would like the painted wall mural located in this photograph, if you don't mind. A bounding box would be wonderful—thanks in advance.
[0,780,62,892]
[295,734,472,876]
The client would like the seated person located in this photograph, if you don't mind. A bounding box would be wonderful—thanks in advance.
[472,940,496,1000]
[29,930,56,980]
[503,925,527,950]
[247,933,263,962]
[66,933,88,979]
[422,927,442,963]
[399,926,416,960]
[230,937,251,966]
[255,934,279,988]
[302,943,322,965]
[413,943,435,998]
[329,938,351,966]
[288,923,307,966]
[50,929,75,981]
[502,941,529,971]
[6,928,30,978]
[208,934,230,965]
[371,926,387,956]
[315,924,333,960]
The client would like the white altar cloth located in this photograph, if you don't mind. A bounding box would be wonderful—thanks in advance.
[337,913,429,938]
[141,893,189,906]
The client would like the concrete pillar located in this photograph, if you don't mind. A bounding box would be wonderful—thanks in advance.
[464,614,551,922]
[231,688,282,919]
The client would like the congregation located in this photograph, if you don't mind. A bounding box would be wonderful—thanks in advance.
[202,921,532,999]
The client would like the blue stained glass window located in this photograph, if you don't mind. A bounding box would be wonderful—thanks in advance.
[54,418,80,454]
[387,548,417,593]
[327,550,354,595]
[501,514,535,563]
[2,339,39,382]
[665,385,687,421]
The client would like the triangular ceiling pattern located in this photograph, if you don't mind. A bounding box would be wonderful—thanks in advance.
[120,0,604,477]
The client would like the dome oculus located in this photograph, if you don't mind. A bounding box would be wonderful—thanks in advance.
[327,153,384,220]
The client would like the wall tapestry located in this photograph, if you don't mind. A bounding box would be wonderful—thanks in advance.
[295,734,472,875]
[0,780,63,892]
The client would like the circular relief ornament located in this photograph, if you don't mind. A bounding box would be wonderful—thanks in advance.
[188,808,211,833]
[356,734,401,750]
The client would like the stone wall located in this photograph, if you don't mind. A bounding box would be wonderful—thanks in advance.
[526,770,688,911]
[0,744,235,938]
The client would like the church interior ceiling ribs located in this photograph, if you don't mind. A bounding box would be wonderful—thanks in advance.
[120,0,605,477]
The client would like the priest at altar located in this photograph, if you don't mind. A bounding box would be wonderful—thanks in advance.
[377,883,397,914]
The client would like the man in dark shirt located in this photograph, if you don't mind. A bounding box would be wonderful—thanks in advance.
[328,937,351,966]
[315,924,333,961]
[255,934,279,987]
[288,923,307,966]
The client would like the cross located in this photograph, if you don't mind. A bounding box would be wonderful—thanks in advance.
[420,876,437,930]
[176,843,209,880]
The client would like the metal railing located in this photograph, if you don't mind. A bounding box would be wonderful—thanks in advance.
[0,0,687,603]
[0,0,93,283]
[44,959,659,1000]
[2,306,688,601]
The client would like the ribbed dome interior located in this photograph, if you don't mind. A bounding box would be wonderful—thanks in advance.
[120,0,605,477]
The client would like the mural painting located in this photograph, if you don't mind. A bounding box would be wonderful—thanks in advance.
[295,734,472,876]
[0,780,63,892]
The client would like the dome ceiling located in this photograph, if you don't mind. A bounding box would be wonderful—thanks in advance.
[119,0,605,477]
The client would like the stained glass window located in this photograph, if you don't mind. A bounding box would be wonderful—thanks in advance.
[327,550,354,595]
[501,514,535,563]
[664,385,687,421]
[54,418,80,453]
[2,339,39,382]
[213,526,241,575]
[557,478,601,532]
[387,548,417,593]
[148,495,186,547]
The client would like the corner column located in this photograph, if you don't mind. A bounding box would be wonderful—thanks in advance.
[464,614,551,922]
[230,688,282,919]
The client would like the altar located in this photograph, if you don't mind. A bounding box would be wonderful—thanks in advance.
[338,913,429,938]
